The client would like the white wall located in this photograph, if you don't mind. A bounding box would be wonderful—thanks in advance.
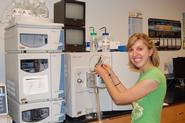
[83,0,185,42]
[0,24,5,82]
[0,0,13,82]
[0,0,185,81]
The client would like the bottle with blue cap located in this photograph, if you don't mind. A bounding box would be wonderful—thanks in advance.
[99,26,110,52]
[89,27,98,52]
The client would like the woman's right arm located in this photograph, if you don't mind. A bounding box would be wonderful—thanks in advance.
[102,64,127,92]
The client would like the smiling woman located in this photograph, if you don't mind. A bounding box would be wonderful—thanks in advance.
[127,33,159,71]
[95,33,167,123]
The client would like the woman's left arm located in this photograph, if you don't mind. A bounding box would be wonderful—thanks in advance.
[109,79,159,105]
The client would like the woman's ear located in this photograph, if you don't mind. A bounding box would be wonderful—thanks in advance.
[149,48,154,57]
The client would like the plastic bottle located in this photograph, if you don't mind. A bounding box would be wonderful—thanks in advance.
[89,27,98,52]
[99,26,110,52]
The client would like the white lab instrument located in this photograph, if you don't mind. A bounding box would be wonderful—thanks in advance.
[5,22,64,52]
[50,53,65,99]
[8,97,65,123]
[6,53,51,104]
[64,52,139,118]
[0,82,8,116]
[5,53,65,104]
[64,52,112,118]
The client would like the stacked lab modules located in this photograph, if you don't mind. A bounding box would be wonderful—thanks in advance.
[5,22,65,123]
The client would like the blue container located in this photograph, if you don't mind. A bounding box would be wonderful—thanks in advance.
[118,45,127,52]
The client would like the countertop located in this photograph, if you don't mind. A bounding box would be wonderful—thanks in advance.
[64,110,131,123]
[63,100,185,123]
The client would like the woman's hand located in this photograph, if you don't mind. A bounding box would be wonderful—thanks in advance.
[101,64,113,74]
[95,64,111,78]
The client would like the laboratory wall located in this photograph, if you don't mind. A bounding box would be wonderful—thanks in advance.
[1,0,185,81]
[82,0,185,43]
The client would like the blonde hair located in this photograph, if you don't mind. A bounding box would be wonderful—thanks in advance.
[127,33,160,70]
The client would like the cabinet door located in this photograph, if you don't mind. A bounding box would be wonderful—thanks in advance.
[161,103,185,123]
[161,106,177,123]
[174,105,185,121]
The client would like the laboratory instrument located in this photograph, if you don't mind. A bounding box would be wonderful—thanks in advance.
[5,22,64,52]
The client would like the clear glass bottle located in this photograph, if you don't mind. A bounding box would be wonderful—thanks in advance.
[89,27,98,52]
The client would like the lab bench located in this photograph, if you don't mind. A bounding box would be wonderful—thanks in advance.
[64,110,131,123]
[64,102,185,123]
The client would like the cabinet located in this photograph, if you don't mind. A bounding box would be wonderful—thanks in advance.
[161,103,185,123]
[88,114,131,123]
[89,103,185,123]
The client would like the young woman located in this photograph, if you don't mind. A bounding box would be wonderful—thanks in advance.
[95,33,167,123]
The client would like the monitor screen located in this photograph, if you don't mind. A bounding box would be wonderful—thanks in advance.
[66,3,84,20]
[54,0,85,26]
[66,29,84,45]
[64,27,85,52]
[173,57,185,79]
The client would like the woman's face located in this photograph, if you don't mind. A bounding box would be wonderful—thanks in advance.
[128,39,153,71]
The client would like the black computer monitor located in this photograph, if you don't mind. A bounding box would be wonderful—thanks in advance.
[63,26,86,52]
[54,0,85,26]
[173,57,185,79]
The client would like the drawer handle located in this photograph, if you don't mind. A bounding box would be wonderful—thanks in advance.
[178,112,184,115]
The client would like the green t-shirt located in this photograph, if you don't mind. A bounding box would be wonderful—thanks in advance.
[131,67,167,123]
